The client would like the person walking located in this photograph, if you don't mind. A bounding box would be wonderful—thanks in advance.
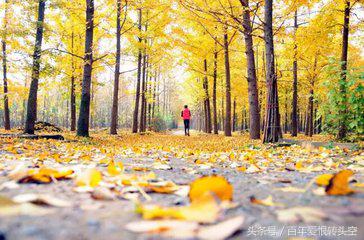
[181,105,191,136]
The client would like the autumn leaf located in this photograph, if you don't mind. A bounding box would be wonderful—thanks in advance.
[75,168,102,188]
[137,192,220,223]
[250,195,284,207]
[325,170,354,195]
[276,207,328,223]
[18,168,74,184]
[12,193,71,207]
[316,173,334,186]
[189,175,233,202]
[107,160,123,176]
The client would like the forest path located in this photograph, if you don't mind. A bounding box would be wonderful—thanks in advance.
[0,133,363,239]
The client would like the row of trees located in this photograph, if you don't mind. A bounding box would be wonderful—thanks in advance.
[1,0,363,142]
[178,0,363,141]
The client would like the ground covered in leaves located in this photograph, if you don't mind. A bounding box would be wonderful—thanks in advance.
[0,130,364,240]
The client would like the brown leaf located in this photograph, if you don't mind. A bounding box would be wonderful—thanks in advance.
[325,170,354,195]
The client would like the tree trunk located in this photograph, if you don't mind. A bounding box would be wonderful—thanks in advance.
[203,59,212,133]
[70,31,76,131]
[110,0,123,135]
[307,88,314,137]
[132,9,142,133]
[223,31,232,136]
[212,45,218,134]
[77,0,94,137]
[151,70,157,119]
[338,0,350,139]
[24,0,46,134]
[2,0,10,130]
[140,51,147,132]
[232,98,236,132]
[291,10,298,137]
[263,0,281,143]
[240,0,260,139]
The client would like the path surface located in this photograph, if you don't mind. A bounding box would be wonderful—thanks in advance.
[0,132,363,240]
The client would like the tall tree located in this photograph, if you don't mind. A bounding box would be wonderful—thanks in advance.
[110,0,123,135]
[263,0,281,143]
[337,0,350,139]
[203,59,212,133]
[239,0,260,139]
[212,43,218,134]
[70,31,76,131]
[24,0,46,134]
[77,0,95,137]
[223,30,232,137]
[291,10,298,137]
[132,9,143,133]
[2,0,10,130]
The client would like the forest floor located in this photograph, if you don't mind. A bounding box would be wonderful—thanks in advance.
[0,129,364,240]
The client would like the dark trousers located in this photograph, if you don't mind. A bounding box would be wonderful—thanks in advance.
[184,119,190,135]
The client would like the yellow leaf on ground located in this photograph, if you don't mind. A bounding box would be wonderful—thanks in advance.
[75,168,102,187]
[107,160,123,176]
[189,175,233,202]
[18,168,74,184]
[250,195,284,207]
[137,192,220,223]
[315,174,334,186]
[325,170,354,195]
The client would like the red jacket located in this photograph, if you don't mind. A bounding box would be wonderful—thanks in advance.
[181,108,191,120]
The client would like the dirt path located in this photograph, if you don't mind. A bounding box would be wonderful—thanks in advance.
[0,133,363,240]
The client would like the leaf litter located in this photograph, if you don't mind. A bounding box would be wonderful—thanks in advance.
[0,132,363,239]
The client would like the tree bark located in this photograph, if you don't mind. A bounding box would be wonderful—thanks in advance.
[70,31,76,131]
[240,0,260,139]
[77,0,94,137]
[212,45,218,134]
[338,0,350,139]
[24,0,46,134]
[203,59,212,133]
[2,0,10,130]
[110,0,123,135]
[291,10,298,137]
[232,98,236,132]
[263,0,281,143]
[132,9,143,133]
[223,31,232,136]
[140,51,147,132]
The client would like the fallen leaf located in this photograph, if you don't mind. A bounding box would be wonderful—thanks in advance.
[148,181,180,194]
[91,187,116,200]
[107,160,123,176]
[75,168,102,187]
[137,192,220,223]
[18,168,74,184]
[189,175,233,202]
[276,207,328,223]
[250,195,284,207]
[0,195,53,216]
[12,193,71,207]
[274,186,306,193]
[197,216,244,240]
[325,170,354,195]
[316,174,334,187]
